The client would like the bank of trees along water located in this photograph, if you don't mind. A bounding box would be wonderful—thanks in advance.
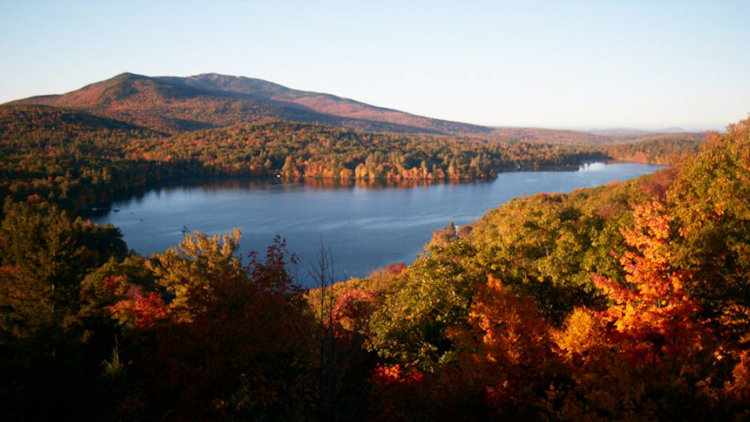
[4,103,749,419]
[1,105,605,213]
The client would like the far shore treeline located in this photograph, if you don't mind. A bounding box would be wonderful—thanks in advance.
[0,104,700,213]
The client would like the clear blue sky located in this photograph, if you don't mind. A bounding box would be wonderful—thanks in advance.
[1,0,748,130]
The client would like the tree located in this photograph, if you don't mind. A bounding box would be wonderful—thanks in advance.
[667,119,750,344]
[592,201,703,364]
[549,201,715,420]
[145,229,242,320]
[366,236,480,371]
[119,233,316,421]
[0,200,127,419]
[451,275,555,415]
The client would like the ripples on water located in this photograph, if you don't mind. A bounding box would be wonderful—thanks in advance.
[93,163,661,285]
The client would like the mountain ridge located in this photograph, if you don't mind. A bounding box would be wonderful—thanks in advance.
[8,72,490,135]
[5,72,706,145]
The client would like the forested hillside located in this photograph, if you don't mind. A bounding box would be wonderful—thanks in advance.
[6,72,501,135]
[0,105,608,212]
[602,132,707,165]
[11,72,694,145]
[1,93,747,421]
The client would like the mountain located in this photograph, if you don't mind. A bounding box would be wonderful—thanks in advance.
[7,72,708,146]
[5,72,612,143]
[8,73,326,133]
[164,73,494,135]
[7,72,491,135]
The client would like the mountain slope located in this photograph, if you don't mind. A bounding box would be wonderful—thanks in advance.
[167,73,493,135]
[0,104,161,140]
[8,73,490,135]
[9,72,705,146]
[9,73,339,133]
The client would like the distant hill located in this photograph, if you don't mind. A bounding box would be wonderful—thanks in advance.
[584,127,707,143]
[585,128,655,139]
[8,73,331,133]
[5,73,711,146]
[489,127,610,145]
[4,73,611,143]
[164,73,494,135]
[7,73,490,135]
[629,131,708,144]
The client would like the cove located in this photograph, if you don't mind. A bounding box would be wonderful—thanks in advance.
[92,162,661,286]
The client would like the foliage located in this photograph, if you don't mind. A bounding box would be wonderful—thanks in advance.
[667,121,750,343]
[366,235,482,371]
[0,200,127,419]
[3,98,750,420]
[361,118,750,418]
[117,233,315,421]
[146,229,242,318]
[603,134,705,165]
[0,105,607,215]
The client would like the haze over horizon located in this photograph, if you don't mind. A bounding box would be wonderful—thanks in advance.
[1,1,748,130]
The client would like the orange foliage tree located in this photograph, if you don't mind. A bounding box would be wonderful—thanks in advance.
[421,275,557,419]
[592,201,703,364]
[550,201,717,420]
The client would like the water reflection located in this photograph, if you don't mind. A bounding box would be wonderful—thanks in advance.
[92,163,662,285]
[182,177,485,192]
[579,162,608,171]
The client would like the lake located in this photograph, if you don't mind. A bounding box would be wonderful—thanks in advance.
[92,162,661,286]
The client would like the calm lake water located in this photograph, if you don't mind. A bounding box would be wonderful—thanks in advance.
[92,162,660,286]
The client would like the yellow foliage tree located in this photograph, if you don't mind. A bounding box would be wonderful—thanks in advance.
[146,229,242,320]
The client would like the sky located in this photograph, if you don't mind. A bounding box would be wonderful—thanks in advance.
[1,0,749,130]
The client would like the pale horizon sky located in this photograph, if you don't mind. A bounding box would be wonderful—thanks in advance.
[1,0,748,131]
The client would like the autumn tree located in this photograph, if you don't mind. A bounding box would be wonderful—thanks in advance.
[118,233,316,421]
[145,229,242,320]
[667,119,750,344]
[592,201,703,364]
[550,201,716,420]
[445,275,556,418]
